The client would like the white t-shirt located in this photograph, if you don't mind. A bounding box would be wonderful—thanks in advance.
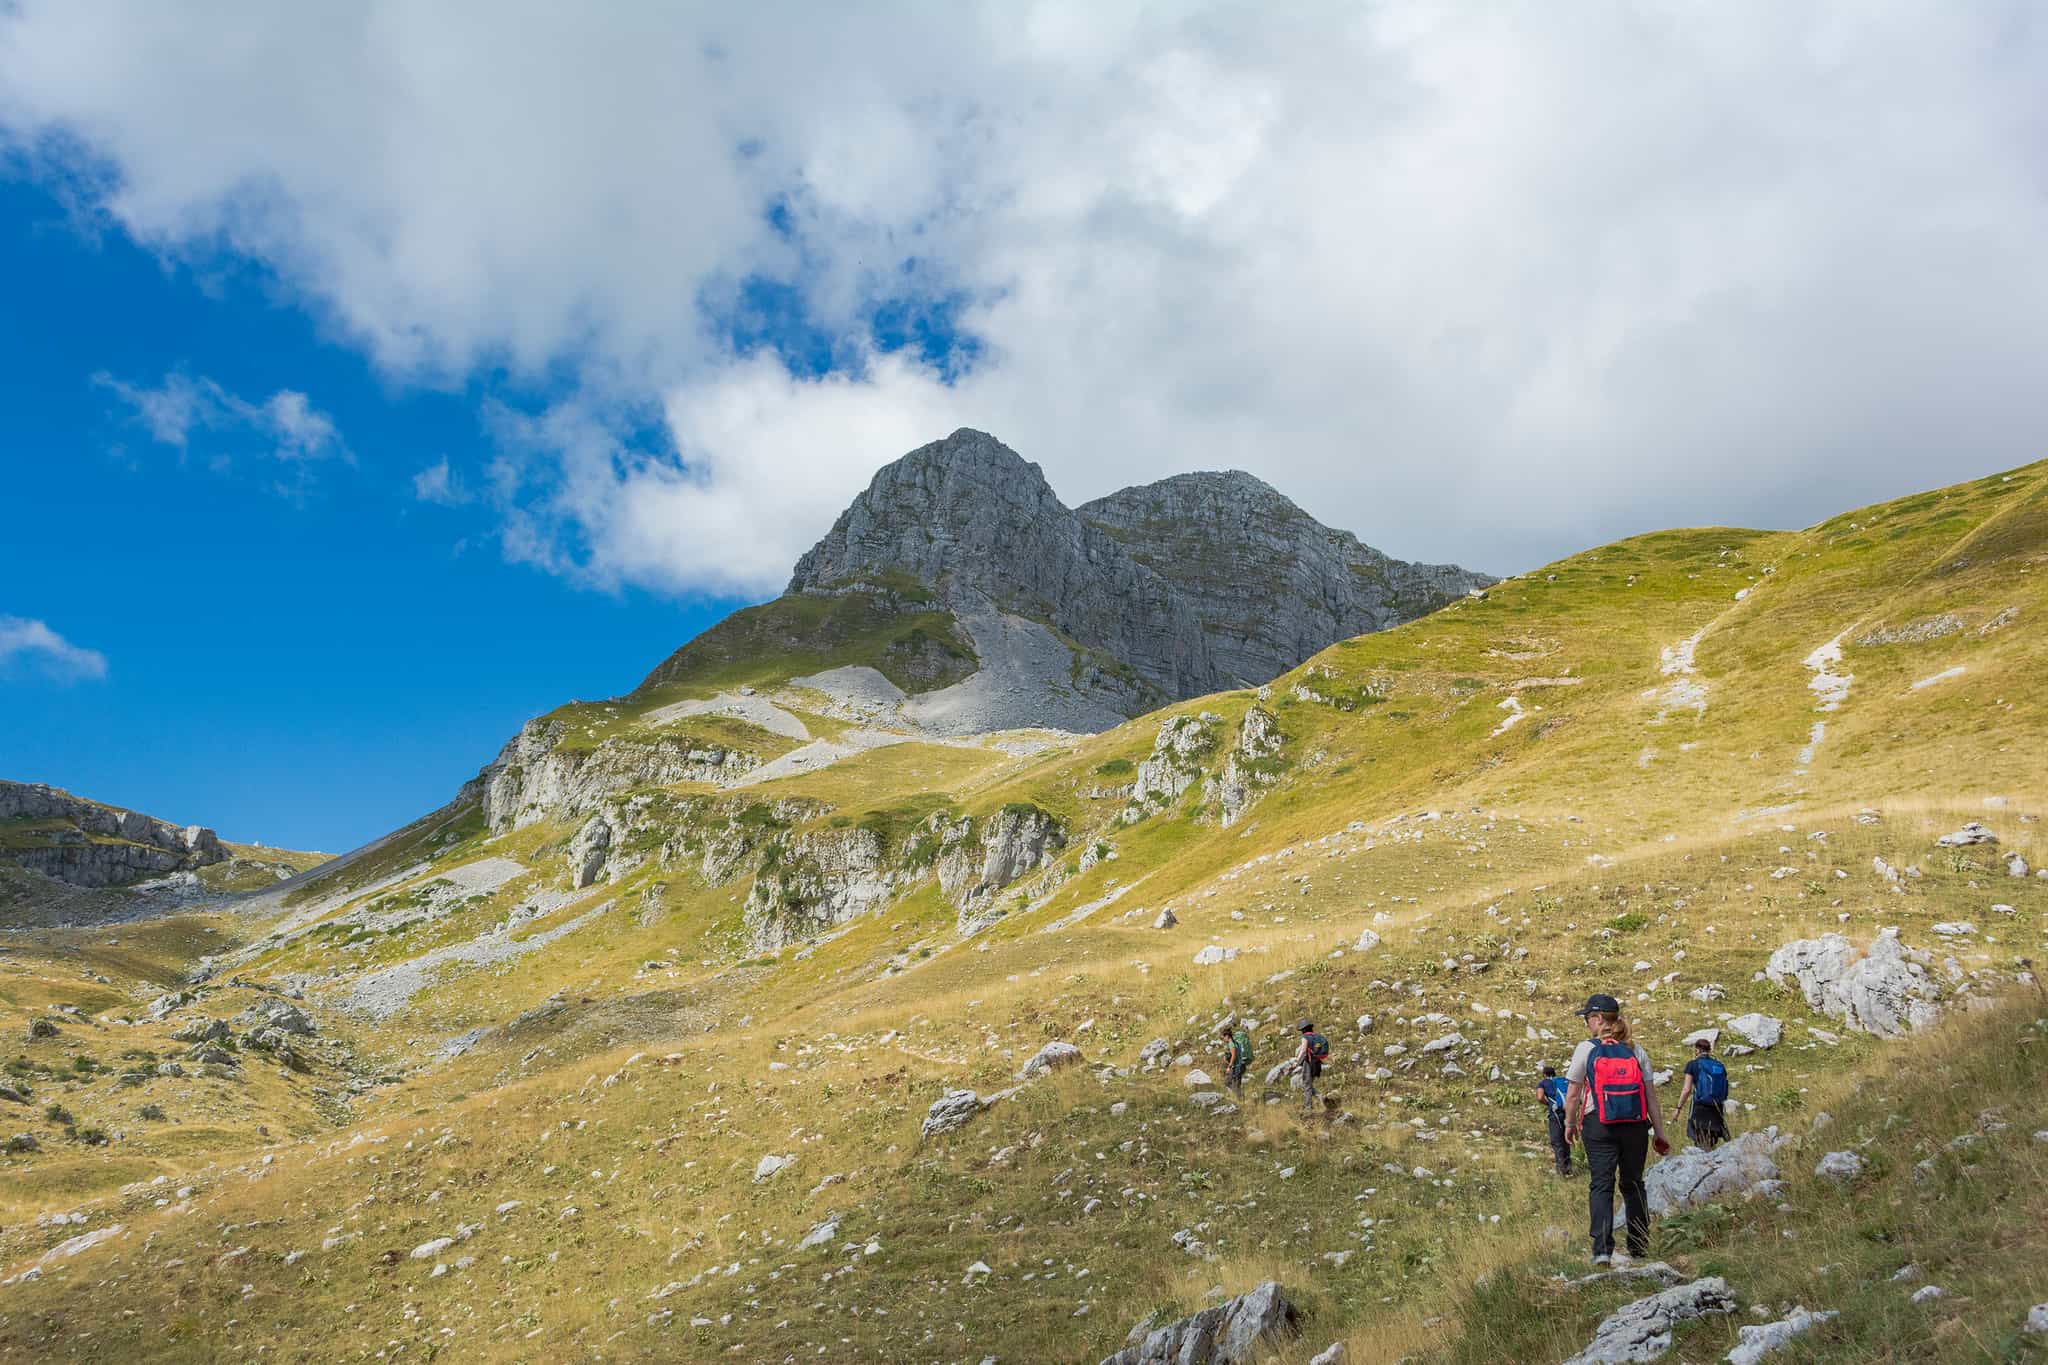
[1566,1038,1651,1085]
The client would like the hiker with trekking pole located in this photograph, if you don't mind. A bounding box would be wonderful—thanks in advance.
[1562,993,1671,1266]
[1676,1035,1732,1150]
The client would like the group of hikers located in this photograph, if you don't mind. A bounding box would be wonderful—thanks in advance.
[1534,992,1733,1264]
[1214,991,1733,1267]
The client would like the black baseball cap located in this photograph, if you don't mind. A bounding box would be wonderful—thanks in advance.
[1573,993,1621,1017]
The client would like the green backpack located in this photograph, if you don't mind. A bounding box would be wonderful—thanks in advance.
[1229,1030,1253,1067]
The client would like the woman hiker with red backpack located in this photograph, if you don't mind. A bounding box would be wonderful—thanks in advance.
[1562,993,1672,1266]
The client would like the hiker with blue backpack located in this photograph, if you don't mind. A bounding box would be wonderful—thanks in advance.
[1676,1036,1732,1150]
[1537,1064,1574,1176]
[1281,1019,1331,1114]
[1562,994,1672,1267]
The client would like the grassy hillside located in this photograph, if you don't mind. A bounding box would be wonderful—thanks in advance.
[0,462,2043,1362]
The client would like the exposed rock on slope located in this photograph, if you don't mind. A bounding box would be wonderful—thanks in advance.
[1765,929,1943,1036]
[0,781,224,888]
[1078,469,1490,688]
[1101,1281,1298,1365]
[789,429,1489,714]
[468,718,757,832]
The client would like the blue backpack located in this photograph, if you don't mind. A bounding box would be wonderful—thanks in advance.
[1693,1055,1728,1105]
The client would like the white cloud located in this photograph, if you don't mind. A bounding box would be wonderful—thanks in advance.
[411,457,468,506]
[10,3,2048,590]
[96,371,348,468]
[0,617,108,682]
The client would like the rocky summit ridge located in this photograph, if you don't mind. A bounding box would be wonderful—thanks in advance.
[785,428,1490,719]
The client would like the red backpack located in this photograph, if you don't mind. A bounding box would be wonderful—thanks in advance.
[1588,1041,1648,1124]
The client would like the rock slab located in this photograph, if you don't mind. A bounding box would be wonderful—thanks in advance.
[1099,1281,1298,1365]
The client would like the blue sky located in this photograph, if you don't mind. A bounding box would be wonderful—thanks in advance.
[5,6,2046,853]
[0,176,746,852]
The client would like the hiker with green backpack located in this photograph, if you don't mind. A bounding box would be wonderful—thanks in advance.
[1218,1022,1253,1098]
[1676,1036,1732,1150]
[1281,1019,1331,1114]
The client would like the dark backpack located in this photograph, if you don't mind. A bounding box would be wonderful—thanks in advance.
[1588,1041,1648,1125]
[1693,1055,1728,1105]
[1304,1031,1330,1063]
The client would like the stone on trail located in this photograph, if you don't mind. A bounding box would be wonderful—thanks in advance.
[1560,1277,1736,1365]
[921,1091,982,1140]
[1910,1285,1945,1304]
[1637,1128,1787,1218]
[752,1153,794,1182]
[1682,1028,1719,1049]
[1355,1014,1374,1036]
[1098,1280,1299,1365]
[1726,1307,1838,1365]
[1154,908,1177,929]
[1935,822,1998,847]
[1814,1151,1865,1182]
[795,1214,841,1252]
[1184,1069,1214,1087]
[1764,929,1941,1037]
[2008,854,2030,878]
[410,1238,454,1260]
[1018,1040,1084,1079]
[2025,1303,2048,1335]
[1309,1345,1346,1365]
[1353,929,1381,953]
[1192,945,1238,966]
[1725,1014,1781,1049]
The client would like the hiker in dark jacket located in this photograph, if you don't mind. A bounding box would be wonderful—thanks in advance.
[1218,1022,1252,1098]
[1676,1037,1732,1150]
[1281,1019,1330,1114]
[1537,1065,1574,1175]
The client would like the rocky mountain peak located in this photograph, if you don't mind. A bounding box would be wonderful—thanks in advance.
[785,430,1491,707]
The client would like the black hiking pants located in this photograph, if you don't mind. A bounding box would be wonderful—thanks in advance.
[1688,1100,1729,1151]
[1584,1119,1650,1258]
[1547,1108,1573,1174]
[1226,1061,1246,1097]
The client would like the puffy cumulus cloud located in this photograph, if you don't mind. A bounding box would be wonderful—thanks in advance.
[10,3,2048,585]
[95,371,348,468]
[486,351,967,597]
[0,617,108,682]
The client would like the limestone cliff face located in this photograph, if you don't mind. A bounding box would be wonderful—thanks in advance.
[0,780,225,888]
[1077,470,1493,688]
[789,429,1213,702]
[468,719,758,833]
[789,429,1490,704]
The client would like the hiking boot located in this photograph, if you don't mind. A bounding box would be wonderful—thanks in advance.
[1590,1254,1612,1267]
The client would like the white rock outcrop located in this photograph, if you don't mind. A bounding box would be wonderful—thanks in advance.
[1017,1041,1084,1080]
[1639,1128,1787,1217]
[1765,929,1941,1037]
[1726,1307,1838,1364]
[1205,706,1284,828]
[1098,1280,1298,1365]
[1814,1151,1865,1182]
[1725,1014,1782,1049]
[1562,1277,1736,1365]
